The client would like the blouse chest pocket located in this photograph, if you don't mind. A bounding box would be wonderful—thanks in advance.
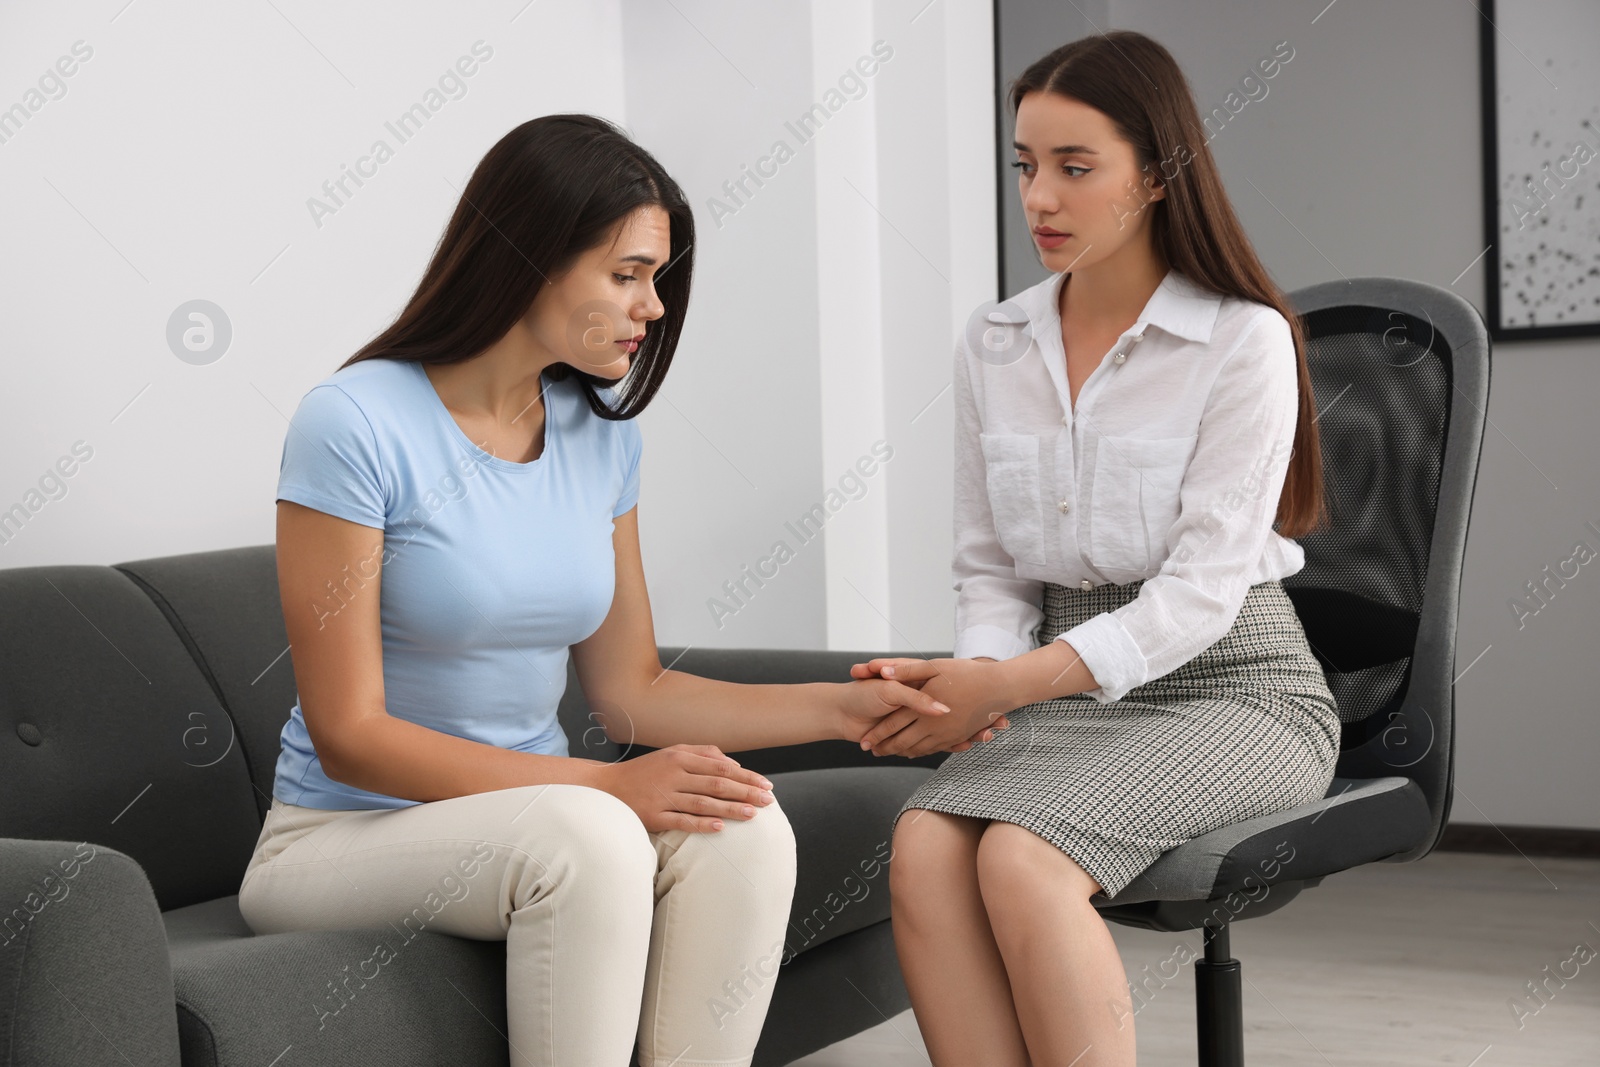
[978,432,1048,566]
[1088,434,1197,576]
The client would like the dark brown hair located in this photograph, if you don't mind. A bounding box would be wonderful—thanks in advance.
[1010,31,1327,538]
[339,114,695,420]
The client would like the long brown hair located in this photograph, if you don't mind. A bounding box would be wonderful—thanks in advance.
[1010,31,1327,538]
[339,114,695,420]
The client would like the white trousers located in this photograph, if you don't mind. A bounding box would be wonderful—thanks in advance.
[237,783,798,1066]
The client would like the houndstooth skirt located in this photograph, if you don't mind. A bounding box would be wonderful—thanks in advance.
[895,578,1342,900]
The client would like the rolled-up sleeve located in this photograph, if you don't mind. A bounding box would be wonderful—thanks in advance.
[1057,309,1301,702]
[952,341,1045,661]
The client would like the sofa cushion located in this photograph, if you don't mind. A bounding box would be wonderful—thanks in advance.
[165,895,509,1067]
[0,565,260,910]
[768,765,929,956]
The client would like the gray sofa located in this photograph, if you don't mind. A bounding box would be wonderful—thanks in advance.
[0,543,952,1066]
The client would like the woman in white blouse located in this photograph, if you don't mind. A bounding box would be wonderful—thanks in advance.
[851,30,1340,1067]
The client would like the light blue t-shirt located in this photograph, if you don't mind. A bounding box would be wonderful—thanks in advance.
[272,357,641,809]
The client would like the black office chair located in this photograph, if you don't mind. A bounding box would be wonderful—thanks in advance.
[1082,276,1491,1065]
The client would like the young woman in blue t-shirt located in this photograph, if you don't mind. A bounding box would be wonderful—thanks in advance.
[238,113,1004,1067]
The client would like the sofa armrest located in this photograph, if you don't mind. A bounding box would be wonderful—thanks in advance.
[0,838,181,1066]
[636,647,954,776]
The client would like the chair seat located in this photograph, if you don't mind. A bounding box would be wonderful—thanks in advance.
[1094,776,1432,908]
[160,765,932,1066]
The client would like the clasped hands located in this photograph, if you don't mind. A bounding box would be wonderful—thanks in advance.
[841,657,1015,759]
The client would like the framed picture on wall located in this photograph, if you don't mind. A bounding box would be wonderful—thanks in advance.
[1479,0,1600,340]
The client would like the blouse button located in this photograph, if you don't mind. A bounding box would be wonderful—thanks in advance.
[1112,351,1127,364]
[1057,499,1070,513]
[1080,579,1093,591]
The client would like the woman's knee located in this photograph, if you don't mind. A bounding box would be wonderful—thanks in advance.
[491,783,657,883]
[976,821,1103,901]
[703,794,797,893]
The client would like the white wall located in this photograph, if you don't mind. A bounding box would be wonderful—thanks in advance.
[0,0,992,655]
[0,0,628,561]
[622,0,994,655]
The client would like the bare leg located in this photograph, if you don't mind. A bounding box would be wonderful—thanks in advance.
[889,809,1031,1066]
[976,821,1136,1066]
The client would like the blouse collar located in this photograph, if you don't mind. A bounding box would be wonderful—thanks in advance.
[1024,266,1224,345]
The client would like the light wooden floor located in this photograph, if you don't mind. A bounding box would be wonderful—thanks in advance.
[791,851,1600,1066]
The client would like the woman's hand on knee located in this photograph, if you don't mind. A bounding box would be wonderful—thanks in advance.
[594,744,776,834]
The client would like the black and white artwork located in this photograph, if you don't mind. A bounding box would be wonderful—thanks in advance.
[1480,0,1600,340]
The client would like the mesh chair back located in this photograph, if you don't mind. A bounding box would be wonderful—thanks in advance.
[1281,277,1489,853]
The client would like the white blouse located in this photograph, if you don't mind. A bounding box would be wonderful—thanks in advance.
[953,267,1306,703]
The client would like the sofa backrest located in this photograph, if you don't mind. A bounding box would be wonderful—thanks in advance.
[4,542,955,914]
[113,545,305,825]
[0,563,261,911]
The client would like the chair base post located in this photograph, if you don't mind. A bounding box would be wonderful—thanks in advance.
[1195,921,1245,1066]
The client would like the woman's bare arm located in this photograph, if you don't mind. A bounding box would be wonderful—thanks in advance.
[570,505,960,751]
